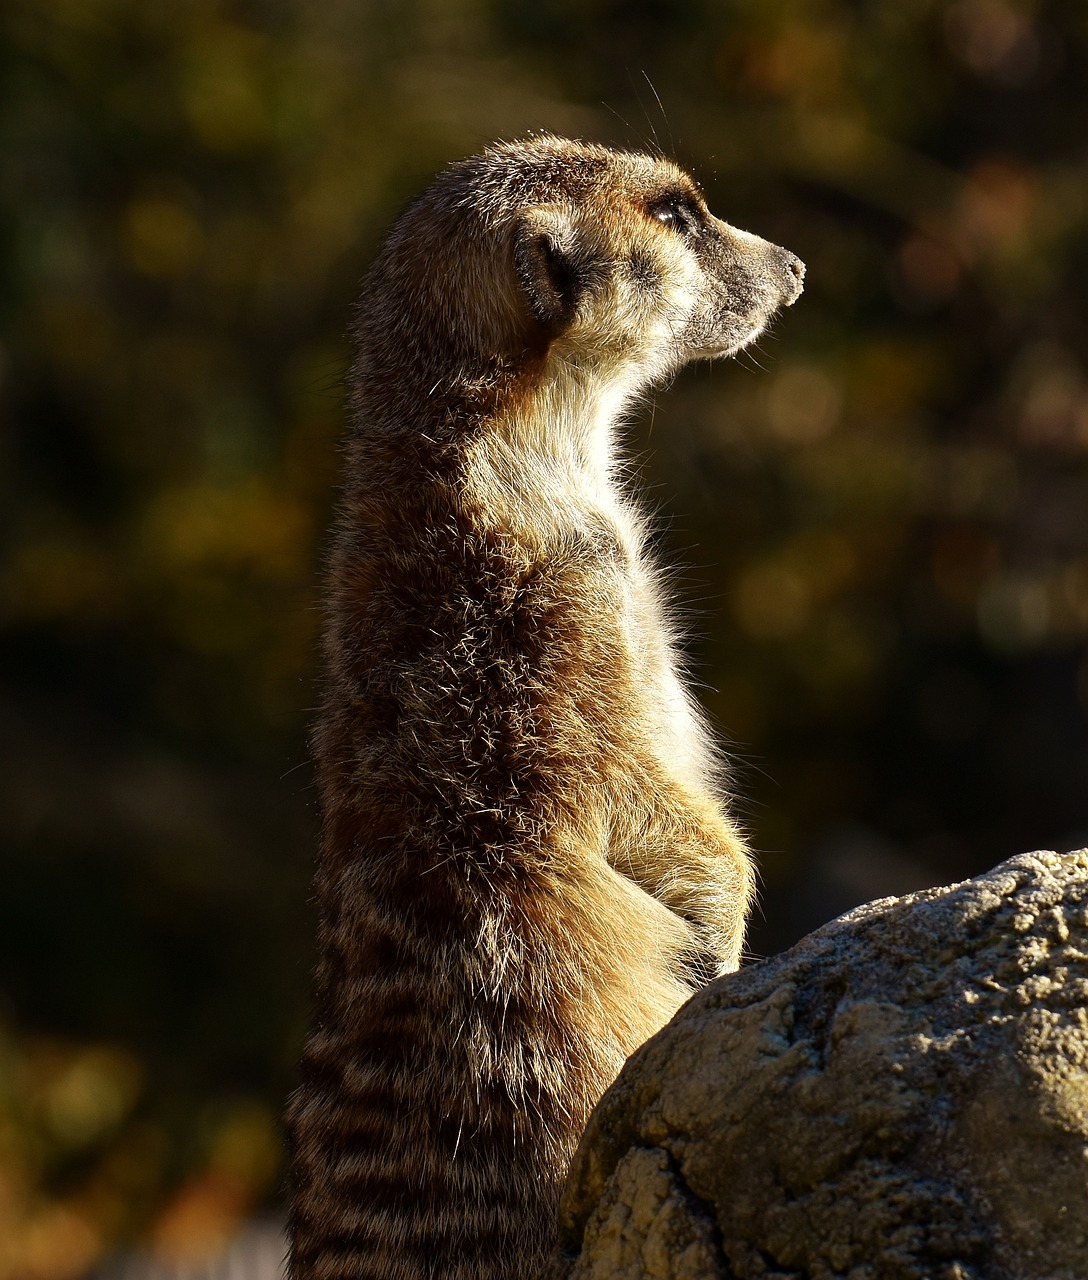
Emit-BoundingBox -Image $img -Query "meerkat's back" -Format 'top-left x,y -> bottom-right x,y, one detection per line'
286,135 -> 803,1280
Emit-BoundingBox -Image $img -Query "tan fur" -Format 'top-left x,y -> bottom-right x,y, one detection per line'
286,136 -> 804,1280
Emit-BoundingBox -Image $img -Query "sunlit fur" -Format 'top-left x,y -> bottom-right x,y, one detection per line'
286,136 -> 804,1280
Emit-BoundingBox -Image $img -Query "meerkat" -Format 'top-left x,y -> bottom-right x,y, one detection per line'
286,135 -> 804,1280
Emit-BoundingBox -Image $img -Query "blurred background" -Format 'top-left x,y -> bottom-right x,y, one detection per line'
1,0 -> 1086,1273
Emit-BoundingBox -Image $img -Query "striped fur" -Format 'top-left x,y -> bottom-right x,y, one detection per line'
286,136 -> 804,1280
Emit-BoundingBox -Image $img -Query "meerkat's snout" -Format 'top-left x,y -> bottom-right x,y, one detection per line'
780,249 -> 806,304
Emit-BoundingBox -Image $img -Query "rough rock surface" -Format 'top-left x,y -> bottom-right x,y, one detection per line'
554,850 -> 1088,1280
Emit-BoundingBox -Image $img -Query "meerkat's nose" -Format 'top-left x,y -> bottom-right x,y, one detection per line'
782,252 -> 805,304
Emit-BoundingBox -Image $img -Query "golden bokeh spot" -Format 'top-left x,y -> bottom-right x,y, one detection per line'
204,213 -> 270,292
181,23 -> 268,153
44,1049 -> 142,1149
944,0 -> 1042,86
150,1171 -> 250,1262
143,481 -> 311,577
205,1104 -> 280,1189
138,330 -> 217,396
10,1204 -> 101,1280
0,1027 -> 151,1280
34,298 -> 119,374
897,234 -> 963,307
1019,352 -> 1087,451
977,574 -> 1051,652
766,364 -> 842,443
1060,560 -> 1088,632
150,1103 -> 278,1262
6,540 -> 115,622
734,531 -> 857,643
850,341 -> 938,418
957,158 -> 1038,260
932,446 -> 1019,519
793,529 -> 857,601
737,22 -> 847,102
734,561 -> 812,639
800,611 -> 884,702
795,109 -> 870,169
124,197 -> 204,279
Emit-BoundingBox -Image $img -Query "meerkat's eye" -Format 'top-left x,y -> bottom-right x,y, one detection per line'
649,195 -> 700,237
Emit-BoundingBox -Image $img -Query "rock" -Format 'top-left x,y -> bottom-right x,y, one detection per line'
555,850 -> 1088,1280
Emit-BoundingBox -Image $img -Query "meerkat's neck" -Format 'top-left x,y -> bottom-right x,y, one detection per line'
453,353 -> 651,548
516,357 -> 638,472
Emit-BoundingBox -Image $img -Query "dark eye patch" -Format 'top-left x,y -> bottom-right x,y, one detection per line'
648,192 -> 702,237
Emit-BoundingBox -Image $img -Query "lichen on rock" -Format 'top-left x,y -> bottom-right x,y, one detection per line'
555,850 -> 1088,1280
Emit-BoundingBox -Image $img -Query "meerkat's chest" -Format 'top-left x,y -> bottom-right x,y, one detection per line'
612,562 -> 714,784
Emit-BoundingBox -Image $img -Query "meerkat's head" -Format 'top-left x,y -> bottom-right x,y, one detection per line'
357,135 -> 803,409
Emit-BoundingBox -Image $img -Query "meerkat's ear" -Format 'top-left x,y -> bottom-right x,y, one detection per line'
513,206 -> 583,333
